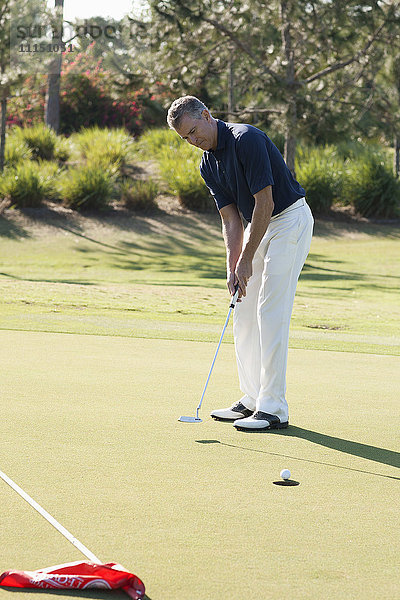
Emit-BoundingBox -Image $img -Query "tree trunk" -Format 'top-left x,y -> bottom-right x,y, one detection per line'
0,97 -> 6,173
280,0 -> 297,176
227,51 -> 235,122
394,134 -> 400,179
284,96 -> 297,176
44,0 -> 64,133
45,59 -> 62,133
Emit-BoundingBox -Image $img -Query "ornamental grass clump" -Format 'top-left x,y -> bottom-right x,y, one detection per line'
120,179 -> 159,211
4,134 -> 32,167
342,156 -> 400,218
157,143 -> 213,211
137,128 -> 213,210
36,160 -> 63,201
295,145 -> 343,214
57,164 -> 114,211
159,150 -> 212,211
54,137 -> 71,163
137,128 -> 182,158
0,160 -> 57,207
15,123 -> 58,161
71,126 -> 134,174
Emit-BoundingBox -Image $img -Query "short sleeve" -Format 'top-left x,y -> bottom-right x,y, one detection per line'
236,131 -> 274,195
200,163 -> 234,211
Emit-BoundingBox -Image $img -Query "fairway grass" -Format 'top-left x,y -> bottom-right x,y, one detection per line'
0,208 -> 400,355
0,331 -> 399,600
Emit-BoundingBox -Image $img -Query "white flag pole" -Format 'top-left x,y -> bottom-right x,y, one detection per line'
0,469 -> 101,564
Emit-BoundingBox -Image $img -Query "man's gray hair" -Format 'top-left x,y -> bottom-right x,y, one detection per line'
167,96 -> 209,130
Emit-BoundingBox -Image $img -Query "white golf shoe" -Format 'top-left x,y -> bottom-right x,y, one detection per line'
234,411 -> 289,431
210,399 -> 254,421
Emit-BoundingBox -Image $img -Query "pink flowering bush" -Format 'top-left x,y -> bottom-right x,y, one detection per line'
6,75 -> 47,128
6,42 -> 167,135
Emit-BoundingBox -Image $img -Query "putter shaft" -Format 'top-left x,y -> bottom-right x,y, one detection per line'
195,288 -> 239,415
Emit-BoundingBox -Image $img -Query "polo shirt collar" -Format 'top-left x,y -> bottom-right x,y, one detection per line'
213,119 -> 228,153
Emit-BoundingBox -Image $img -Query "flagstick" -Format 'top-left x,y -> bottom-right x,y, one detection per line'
0,469 -> 101,564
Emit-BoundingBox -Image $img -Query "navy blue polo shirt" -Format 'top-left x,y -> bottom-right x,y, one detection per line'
200,120 -> 305,222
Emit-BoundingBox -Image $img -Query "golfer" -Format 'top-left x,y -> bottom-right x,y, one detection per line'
167,96 -> 314,431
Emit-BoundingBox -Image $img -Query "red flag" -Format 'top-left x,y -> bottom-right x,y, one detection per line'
0,561 -> 145,599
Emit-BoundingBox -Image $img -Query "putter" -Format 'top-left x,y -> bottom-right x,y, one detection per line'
179,286 -> 240,423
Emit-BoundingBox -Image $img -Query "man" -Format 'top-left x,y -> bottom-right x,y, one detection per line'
167,96 -> 313,431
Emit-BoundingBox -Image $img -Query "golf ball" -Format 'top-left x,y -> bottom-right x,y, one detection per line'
280,469 -> 291,480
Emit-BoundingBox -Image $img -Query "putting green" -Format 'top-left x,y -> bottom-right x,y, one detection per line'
0,330 -> 399,600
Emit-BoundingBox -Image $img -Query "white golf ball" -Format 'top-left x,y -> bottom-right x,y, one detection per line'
280,469 -> 291,480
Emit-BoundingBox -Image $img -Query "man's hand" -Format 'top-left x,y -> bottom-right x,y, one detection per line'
227,255 -> 252,300
227,272 -> 237,296
235,256 -> 253,298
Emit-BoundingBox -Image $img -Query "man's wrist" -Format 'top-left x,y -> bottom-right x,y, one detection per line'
240,247 -> 255,265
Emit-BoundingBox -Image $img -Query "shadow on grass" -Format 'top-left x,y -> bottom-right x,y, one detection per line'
314,217 -> 400,239
0,216 -> 31,239
1,204 -> 225,277
196,425 -> 400,481
0,272 -> 95,286
302,254 -> 400,288
1,590 -> 152,600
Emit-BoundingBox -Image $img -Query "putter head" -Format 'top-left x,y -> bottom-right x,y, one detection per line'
178,416 -> 203,423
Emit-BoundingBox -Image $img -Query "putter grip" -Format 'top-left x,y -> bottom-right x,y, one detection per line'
230,287 -> 240,308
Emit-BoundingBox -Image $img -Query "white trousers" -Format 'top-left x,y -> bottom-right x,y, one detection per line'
233,198 -> 314,422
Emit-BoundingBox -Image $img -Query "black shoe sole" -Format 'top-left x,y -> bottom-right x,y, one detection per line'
234,421 -> 289,432
211,415 -> 247,422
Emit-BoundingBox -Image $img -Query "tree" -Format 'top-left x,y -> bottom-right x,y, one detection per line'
0,0 -> 10,172
0,0 -> 55,169
44,0 -> 64,132
358,48 -> 400,176
148,0 -> 400,174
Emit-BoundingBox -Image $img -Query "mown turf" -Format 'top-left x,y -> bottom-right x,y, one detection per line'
0,209 -> 399,355
0,331 -> 399,600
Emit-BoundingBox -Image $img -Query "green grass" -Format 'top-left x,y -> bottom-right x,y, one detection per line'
0,211 -> 399,599
0,210 -> 399,355
0,331 -> 399,600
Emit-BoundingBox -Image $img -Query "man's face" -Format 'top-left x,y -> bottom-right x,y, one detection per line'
174,110 -> 217,151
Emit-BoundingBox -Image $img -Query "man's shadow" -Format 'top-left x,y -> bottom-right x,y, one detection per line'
197,425 -> 400,480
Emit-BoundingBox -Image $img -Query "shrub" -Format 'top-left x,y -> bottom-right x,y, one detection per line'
15,123 -> 58,161
335,140 -> 389,163
0,161 -> 55,207
71,126 -> 134,174
36,160 -> 63,201
4,134 -> 32,167
6,44 -> 169,136
296,146 -> 343,213
57,164 -> 114,211
342,157 -> 400,218
54,137 -> 71,163
6,75 -> 45,128
120,179 -> 158,211
140,128 -> 213,211
137,128 -> 182,158
58,43 -> 166,135
158,145 -> 213,211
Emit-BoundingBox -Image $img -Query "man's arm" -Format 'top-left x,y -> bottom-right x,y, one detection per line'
234,185 -> 274,297
219,203 -> 244,296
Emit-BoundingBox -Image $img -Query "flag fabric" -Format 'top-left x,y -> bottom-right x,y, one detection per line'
0,561 -> 145,599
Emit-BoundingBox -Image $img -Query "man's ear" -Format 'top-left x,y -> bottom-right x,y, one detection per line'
202,109 -> 211,121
